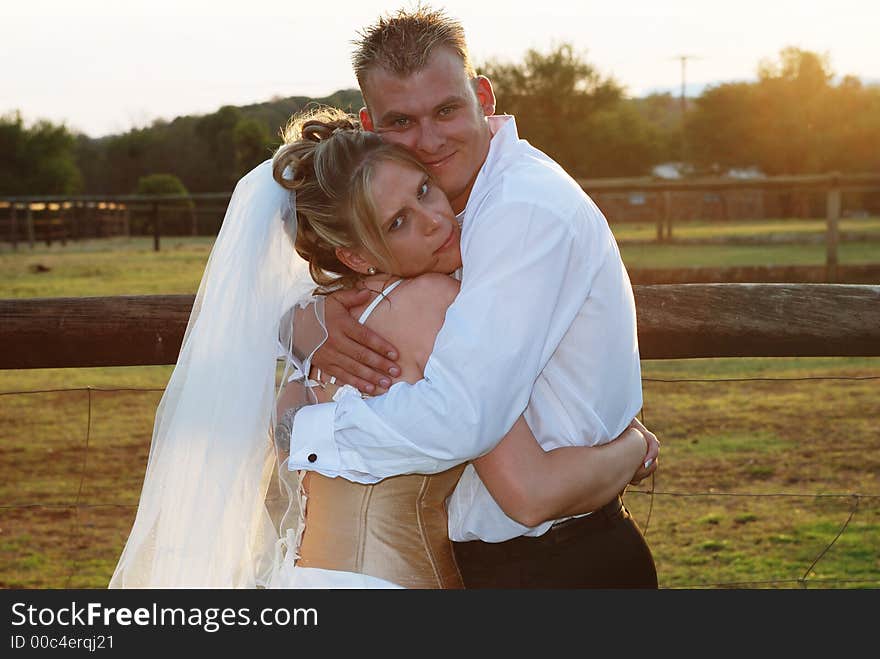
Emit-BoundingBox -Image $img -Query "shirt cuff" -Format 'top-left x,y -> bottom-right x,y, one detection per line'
288,402 -> 341,476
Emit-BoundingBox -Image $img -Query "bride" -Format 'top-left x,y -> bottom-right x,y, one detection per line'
109,108 -> 656,588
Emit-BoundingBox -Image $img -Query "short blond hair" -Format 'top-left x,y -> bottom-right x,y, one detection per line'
272,107 -> 429,291
352,4 -> 475,89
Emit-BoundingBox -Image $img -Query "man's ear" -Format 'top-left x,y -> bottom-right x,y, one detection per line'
335,246 -> 374,275
474,76 -> 496,117
359,107 -> 375,132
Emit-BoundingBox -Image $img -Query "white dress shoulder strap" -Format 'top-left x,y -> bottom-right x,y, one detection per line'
357,279 -> 405,325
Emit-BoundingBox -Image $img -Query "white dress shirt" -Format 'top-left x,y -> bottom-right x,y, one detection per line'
289,115 -> 642,542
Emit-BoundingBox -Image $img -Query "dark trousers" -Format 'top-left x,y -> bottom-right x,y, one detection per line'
452,495 -> 657,588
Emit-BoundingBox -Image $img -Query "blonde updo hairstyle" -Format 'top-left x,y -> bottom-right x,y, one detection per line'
272,106 -> 428,291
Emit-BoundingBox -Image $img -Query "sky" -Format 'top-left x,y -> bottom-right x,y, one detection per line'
3,0 -> 878,138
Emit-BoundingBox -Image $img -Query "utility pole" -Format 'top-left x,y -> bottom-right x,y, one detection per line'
671,54 -> 700,170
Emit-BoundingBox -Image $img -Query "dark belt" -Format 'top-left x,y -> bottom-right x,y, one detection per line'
544,495 -> 625,544
453,494 -> 627,562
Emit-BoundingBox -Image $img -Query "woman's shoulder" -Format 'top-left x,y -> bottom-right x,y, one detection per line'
396,273 -> 460,306
368,274 -> 460,327
354,274 -> 460,380
367,273 -> 459,340
356,273 -> 459,319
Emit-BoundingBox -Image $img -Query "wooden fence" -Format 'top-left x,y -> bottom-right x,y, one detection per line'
1,284 -> 878,370
2,172 -> 879,283
578,172 -> 880,282
0,193 -> 232,252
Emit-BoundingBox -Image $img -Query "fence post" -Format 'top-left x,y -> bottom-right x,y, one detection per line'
826,173 -> 841,283
123,204 -> 131,238
719,189 -> 729,221
72,202 -> 81,240
45,202 -> 53,247
658,192 -> 669,242
152,201 -> 161,252
664,191 -> 674,241
59,202 -> 68,247
26,204 -> 35,249
190,199 -> 198,236
10,202 -> 18,251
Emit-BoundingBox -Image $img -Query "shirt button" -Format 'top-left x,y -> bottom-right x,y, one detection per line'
307,453 -> 317,463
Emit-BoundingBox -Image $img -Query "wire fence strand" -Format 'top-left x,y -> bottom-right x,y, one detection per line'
1,374 -> 877,588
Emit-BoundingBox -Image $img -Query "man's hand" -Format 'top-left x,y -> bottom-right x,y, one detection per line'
628,417 -> 659,485
311,288 -> 401,394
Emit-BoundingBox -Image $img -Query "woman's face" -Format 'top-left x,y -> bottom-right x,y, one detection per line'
365,159 -> 462,277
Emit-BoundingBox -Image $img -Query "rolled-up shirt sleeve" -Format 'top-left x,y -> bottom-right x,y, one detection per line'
288,196 -> 612,481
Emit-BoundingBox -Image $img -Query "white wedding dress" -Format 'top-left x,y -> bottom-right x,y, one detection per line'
109,162 -> 464,589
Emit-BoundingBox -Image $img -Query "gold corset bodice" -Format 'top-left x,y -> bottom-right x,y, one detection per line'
297,465 -> 466,589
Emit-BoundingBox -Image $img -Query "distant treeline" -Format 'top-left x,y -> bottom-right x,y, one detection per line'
2,45 -> 879,197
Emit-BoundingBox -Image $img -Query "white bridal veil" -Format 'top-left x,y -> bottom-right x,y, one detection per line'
109,160 -> 320,588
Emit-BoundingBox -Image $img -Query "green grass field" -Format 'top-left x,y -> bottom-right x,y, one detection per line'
620,241 -> 880,269
1,219 -> 878,297
613,217 -> 880,269
612,216 -> 880,242
1,233 -> 878,588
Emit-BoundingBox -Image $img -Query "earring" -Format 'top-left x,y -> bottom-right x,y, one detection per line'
367,266 -> 377,275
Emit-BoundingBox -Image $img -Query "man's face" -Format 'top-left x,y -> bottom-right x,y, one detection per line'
360,47 -> 496,214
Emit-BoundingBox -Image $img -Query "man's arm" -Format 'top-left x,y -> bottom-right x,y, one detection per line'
289,197 -> 616,480
473,418 -> 658,528
291,288 -> 401,394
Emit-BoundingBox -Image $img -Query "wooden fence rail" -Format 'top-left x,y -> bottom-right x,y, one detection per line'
3,172 -> 879,255
0,284 -> 878,370
578,172 -> 880,193
0,194 -> 233,252
579,172 -> 880,262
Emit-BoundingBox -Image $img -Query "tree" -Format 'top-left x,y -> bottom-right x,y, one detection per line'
481,43 -> 662,177
135,173 -> 189,196
826,77 -> 880,174
136,173 -> 196,235
581,104 -> 666,178
233,118 -> 273,178
630,93 -> 684,164
685,47 -> 880,177
0,112 -> 83,195
686,82 -> 756,173
195,105 -> 243,192
751,47 -> 834,175
102,128 -> 161,194
74,90 -> 363,194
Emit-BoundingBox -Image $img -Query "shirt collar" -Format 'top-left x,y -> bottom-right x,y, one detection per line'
463,114 -> 519,220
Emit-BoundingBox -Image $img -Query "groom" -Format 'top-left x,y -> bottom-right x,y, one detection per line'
288,5 -> 658,588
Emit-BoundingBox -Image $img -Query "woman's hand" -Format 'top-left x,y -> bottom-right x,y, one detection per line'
311,288 -> 401,394
627,417 -> 659,485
